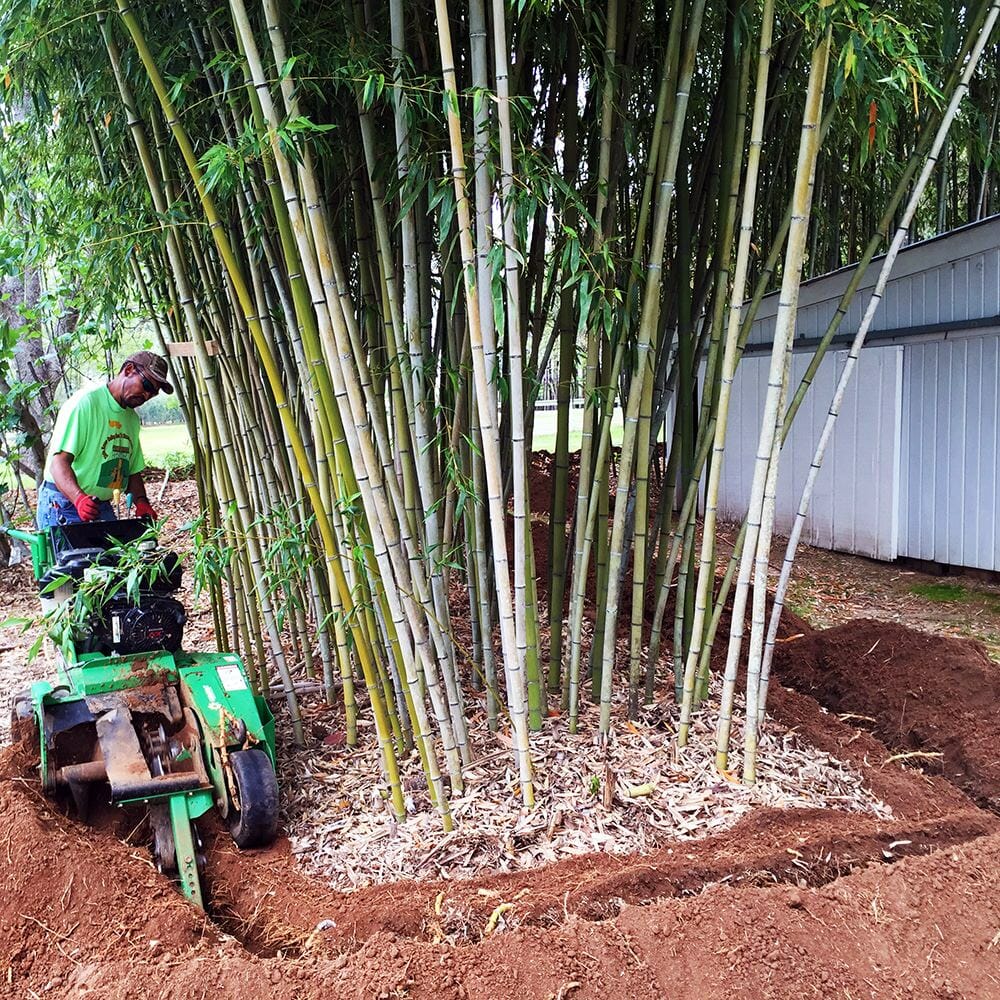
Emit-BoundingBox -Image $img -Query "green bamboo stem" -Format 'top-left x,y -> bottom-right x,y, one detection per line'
231,0 -> 465,803
596,0 -> 706,737
434,0 -> 534,805
710,13 -> 832,779
675,0 -> 774,755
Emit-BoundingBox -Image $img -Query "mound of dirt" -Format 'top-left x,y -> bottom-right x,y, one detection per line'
1,612 -> 999,1000
2,732 -> 998,1000
773,619 -> 1000,809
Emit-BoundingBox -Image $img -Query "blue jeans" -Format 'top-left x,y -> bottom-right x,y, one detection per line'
36,482 -> 116,530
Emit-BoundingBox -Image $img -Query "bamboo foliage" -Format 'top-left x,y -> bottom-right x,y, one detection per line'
0,0 -> 994,825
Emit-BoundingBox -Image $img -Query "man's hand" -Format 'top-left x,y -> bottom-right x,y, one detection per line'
133,498 -> 157,520
73,494 -> 101,522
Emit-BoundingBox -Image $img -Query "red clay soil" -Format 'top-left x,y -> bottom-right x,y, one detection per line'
201,666 -> 994,953
2,617 -> 999,999
773,620 -> 1000,810
1,737 -> 999,999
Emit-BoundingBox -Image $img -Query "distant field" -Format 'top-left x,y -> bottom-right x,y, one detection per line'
141,422 -> 193,467
3,410 -> 646,491
532,407 -> 621,452
531,406 -> 668,452
146,412 -> 621,460
140,413 -> 629,462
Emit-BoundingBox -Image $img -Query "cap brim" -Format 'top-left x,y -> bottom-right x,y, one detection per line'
144,370 -> 174,394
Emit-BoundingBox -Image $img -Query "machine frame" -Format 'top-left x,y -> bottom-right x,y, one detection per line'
5,520 -> 278,909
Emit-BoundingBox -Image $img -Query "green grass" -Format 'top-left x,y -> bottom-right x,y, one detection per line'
909,581 -> 1000,613
909,581 -> 972,603
531,407 -> 636,453
141,422 -> 193,467
144,412 -> 609,462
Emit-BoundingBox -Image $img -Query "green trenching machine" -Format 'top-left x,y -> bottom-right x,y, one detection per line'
4,518 -> 279,909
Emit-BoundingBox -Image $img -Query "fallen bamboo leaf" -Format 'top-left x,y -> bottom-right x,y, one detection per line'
275,672 -> 892,890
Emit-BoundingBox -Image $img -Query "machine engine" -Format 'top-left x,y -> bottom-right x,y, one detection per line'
39,520 -> 186,655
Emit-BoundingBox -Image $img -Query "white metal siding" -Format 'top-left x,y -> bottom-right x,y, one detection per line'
715,345 -> 903,560
748,217 -> 1000,348
900,334 -> 1000,570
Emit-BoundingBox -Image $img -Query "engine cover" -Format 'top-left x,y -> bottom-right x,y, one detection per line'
88,595 -> 186,654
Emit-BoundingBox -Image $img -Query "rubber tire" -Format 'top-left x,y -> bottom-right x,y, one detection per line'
226,748 -> 279,849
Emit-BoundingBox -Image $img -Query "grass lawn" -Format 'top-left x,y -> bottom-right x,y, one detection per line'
141,422 -> 193,467
141,412 -> 628,462
531,407 -> 625,452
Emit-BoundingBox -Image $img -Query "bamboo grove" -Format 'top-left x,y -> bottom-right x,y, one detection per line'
1,0 -> 997,821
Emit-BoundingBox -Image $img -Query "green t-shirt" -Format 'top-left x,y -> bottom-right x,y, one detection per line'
43,385 -> 146,500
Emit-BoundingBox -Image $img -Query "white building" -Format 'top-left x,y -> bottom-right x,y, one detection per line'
716,215 -> 1000,572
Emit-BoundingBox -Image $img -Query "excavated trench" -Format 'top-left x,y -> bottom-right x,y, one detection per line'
2,614 -> 999,999
771,618 -> 1000,813
194,615 -> 1000,962
85,616 -> 982,961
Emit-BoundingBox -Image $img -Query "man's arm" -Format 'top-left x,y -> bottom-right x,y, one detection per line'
50,451 -> 85,503
49,451 -> 100,521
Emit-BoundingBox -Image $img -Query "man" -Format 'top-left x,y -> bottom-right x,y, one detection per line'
36,351 -> 174,530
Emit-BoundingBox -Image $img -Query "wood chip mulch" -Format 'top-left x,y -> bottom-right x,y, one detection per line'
277,678 -> 891,891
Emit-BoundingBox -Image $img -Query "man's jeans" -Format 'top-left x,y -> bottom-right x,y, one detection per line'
36,482 -> 115,530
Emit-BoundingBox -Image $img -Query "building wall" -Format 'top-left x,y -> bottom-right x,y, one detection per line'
900,332 -> 1000,571
722,217 -> 1000,572
747,217 -> 1000,348
716,329 -> 1000,572
714,345 -> 903,561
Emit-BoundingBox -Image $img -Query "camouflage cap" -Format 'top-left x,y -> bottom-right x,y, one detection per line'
124,350 -> 174,394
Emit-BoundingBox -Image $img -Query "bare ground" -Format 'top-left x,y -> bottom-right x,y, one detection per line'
1,471 -> 999,998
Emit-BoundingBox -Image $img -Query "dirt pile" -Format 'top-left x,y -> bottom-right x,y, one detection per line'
1,742 -> 998,1000
773,619 -> 1000,809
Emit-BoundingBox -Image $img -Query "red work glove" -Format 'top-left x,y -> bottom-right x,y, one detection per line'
133,498 -> 157,520
73,493 -> 101,522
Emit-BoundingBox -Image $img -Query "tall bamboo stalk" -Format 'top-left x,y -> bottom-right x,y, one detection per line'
756,0 -> 1000,727
433,0 -> 534,805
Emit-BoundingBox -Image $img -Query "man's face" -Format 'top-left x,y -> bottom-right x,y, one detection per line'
123,362 -> 160,408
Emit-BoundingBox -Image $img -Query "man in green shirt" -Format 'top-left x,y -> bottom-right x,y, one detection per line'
37,351 -> 174,530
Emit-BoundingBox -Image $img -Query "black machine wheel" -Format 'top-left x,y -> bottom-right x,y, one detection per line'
226,748 -> 279,849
